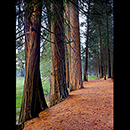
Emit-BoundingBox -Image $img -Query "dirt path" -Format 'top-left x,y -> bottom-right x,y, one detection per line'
23,78 -> 113,130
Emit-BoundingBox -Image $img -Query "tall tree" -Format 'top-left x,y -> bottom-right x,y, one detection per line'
18,0 -> 48,123
99,24 -> 103,78
65,0 -> 71,92
49,0 -> 68,107
70,0 -> 83,90
106,1 -> 111,78
83,0 -> 90,81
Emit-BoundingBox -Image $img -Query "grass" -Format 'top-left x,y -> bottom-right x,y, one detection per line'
88,75 -> 99,80
16,77 -> 24,121
16,77 -> 24,108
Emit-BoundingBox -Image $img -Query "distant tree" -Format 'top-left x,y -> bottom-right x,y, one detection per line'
105,0 -> 111,78
19,0 -> 48,123
49,0 -> 68,107
70,0 -> 83,90
83,0 -> 91,81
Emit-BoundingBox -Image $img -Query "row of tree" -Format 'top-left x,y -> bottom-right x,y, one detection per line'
16,0 -> 114,125
80,0 -> 114,81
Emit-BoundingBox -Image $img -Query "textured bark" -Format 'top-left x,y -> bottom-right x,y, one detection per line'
65,0 -> 71,92
49,0 -> 68,107
65,44 -> 69,91
70,0 -> 83,90
18,0 -> 48,123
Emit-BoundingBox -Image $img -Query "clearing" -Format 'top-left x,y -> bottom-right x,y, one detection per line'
23,78 -> 113,130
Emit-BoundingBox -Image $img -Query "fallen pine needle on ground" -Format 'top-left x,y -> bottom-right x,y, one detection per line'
23,78 -> 113,130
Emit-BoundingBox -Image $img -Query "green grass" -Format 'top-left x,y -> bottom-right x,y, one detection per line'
88,76 -> 99,80
16,77 -> 24,108
16,77 -> 24,121
42,80 -> 50,95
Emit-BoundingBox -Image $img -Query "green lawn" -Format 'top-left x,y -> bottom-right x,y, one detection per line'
16,77 -> 24,108
88,75 -> 99,80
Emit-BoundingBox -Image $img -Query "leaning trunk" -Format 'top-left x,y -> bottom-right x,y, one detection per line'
18,0 -> 48,123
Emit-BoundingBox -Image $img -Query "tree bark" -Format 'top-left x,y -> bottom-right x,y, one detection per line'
112,45 -> 114,79
70,0 -> 83,90
83,0 -> 90,81
49,0 -> 68,107
106,3 -> 111,78
65,0 -> 71,92
19,0 -> 48,124
99,24 -> 103,78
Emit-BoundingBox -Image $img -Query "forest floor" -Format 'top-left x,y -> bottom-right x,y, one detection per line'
23,78 -> 113,130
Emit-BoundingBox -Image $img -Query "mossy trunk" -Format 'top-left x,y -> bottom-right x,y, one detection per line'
18,0 -> 48,124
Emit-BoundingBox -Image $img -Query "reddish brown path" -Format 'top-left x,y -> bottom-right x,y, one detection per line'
23,78 -> 113,130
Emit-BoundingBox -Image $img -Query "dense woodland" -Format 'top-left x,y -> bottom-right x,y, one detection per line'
16,0 -> 114,126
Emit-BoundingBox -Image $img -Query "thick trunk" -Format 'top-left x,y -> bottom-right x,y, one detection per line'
18,0 -> 48,123
70,0 -> 83,90
49,0 -> 68,107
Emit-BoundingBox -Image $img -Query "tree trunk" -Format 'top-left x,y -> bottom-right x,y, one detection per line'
65,0 -> 71,92
19,0 -> 48,124
70,0 -> 83,90
99,24 -> 103,78
106,3 -> 111,78
112,43 -> 114,79
49,0 -> 68,107
84,0 -> 90,81
96,59 -> 98,78
103,51 -> 106,80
